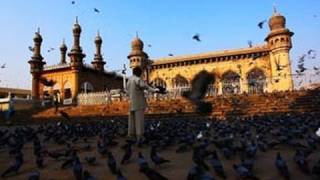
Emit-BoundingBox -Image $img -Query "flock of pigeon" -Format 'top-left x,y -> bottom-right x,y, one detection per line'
0,112 -> 320,180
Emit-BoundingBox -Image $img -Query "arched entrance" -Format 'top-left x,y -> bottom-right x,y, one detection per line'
80,82 -> 94,93
63,81 -> 72,99
172,74 -> 189,88
221,71 -> 240,94
247,68 -> 266,94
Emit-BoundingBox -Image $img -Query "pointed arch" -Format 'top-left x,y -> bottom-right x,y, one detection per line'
63,81 -> 72,99
247,68 -> 266,94
80,82 -> 94,93
172,74 -> 189,88
151,77 -> 167,88
221,70 -> 240,94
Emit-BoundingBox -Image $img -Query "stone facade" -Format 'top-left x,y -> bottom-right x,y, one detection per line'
28,18 -> 123,104
128,10 -> 294,94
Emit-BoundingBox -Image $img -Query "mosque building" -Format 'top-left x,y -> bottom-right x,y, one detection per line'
128,9 -> 294,95
28,9 -> 294,104
28,18 -> 123,104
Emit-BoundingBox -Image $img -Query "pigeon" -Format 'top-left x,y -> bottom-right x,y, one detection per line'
94,8 -> 100,13
182,70 -> 214,113
210,151 -> 227,179
85,156 -> 96,165
248,40 -> 253,48
116,169 -> 127,180
0,63 -> 5,69
140,166 -> 168,180
28,171 -> 40,180
312,159 -> 320,178
274,56 -> 287,71
71,1 -> 75,5
293,150 -> 310,174
233,164 -> 259,180
297,64 -> 307,72
47,47 -> 55,53
316,127 -> 320,137
275,152 -> 290,179
147,44 -> 152,47
192,33 -> 201,42
168,53 -> 174,56
36,155 -> 44,168
73,159 -> 83,180
59,111 -> 70,121
83,170 -> 96,180
2,152 -> 24,177
39,77 -> 56,87
107,151 -> 117,174
150,146 -> 170,167
28,46 -> 34,52
121,144 -> 132,164
258,20 -> 267,29
138,152 -> 149,172
187,164 -> 214,180
307,49 -> 316,59
298,54 -> 306,63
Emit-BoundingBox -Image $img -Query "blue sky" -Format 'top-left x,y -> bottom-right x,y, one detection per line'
0,0 -> 319,89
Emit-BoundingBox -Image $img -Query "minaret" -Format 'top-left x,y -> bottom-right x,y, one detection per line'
127,34 -> 149,80
60,39 -> 67,64
68,17 -> 86,69
265,6 -> 294,91
28,28 -> 46,101
67,17 -> 86,103
91,31 -> 106,72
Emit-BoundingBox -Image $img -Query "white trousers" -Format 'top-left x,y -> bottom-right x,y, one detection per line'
128,109 -> 145,138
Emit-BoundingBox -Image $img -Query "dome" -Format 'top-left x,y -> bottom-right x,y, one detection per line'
33,32 -> 42,43
95,34 -> 102,44
131,37 -> 144,50
73,17 -> 82,34
268,12 -> 286,31
73,23 -> 82,34
60,41 -> 67,51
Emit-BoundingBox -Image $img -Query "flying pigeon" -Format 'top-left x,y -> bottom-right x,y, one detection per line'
258,20 -> 267,29
94,8 -> 100,13
192,33 -> 201,42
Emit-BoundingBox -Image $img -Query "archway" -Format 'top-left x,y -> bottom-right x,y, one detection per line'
247,68 -> 266,94
221,71 -> 240,94
80,82 -> 94,93
172,74 -> 189,88
63,81 -> 72,99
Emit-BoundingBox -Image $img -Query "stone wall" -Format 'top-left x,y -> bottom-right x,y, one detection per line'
31,89 -> 320,121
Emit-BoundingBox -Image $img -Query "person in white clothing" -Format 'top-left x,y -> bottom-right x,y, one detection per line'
126,67 -> 159,140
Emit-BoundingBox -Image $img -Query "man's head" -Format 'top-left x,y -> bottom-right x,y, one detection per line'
132,67 -> 143,77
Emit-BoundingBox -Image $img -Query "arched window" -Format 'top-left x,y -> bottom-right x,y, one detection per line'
207,73 -> 218,96
172,74 -> 189,88
221,71 -> 240,95
80,82 -> 94,93
63,81 -> 72,99
247,68 -> 266,94
151,78 -> 167,88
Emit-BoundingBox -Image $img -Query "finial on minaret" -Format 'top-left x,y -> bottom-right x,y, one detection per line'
76,16 -> 79,24
273,3 -> 278,14
136,31 -> 139,38
63,38 -> 65,44
37,27 -> 40,33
